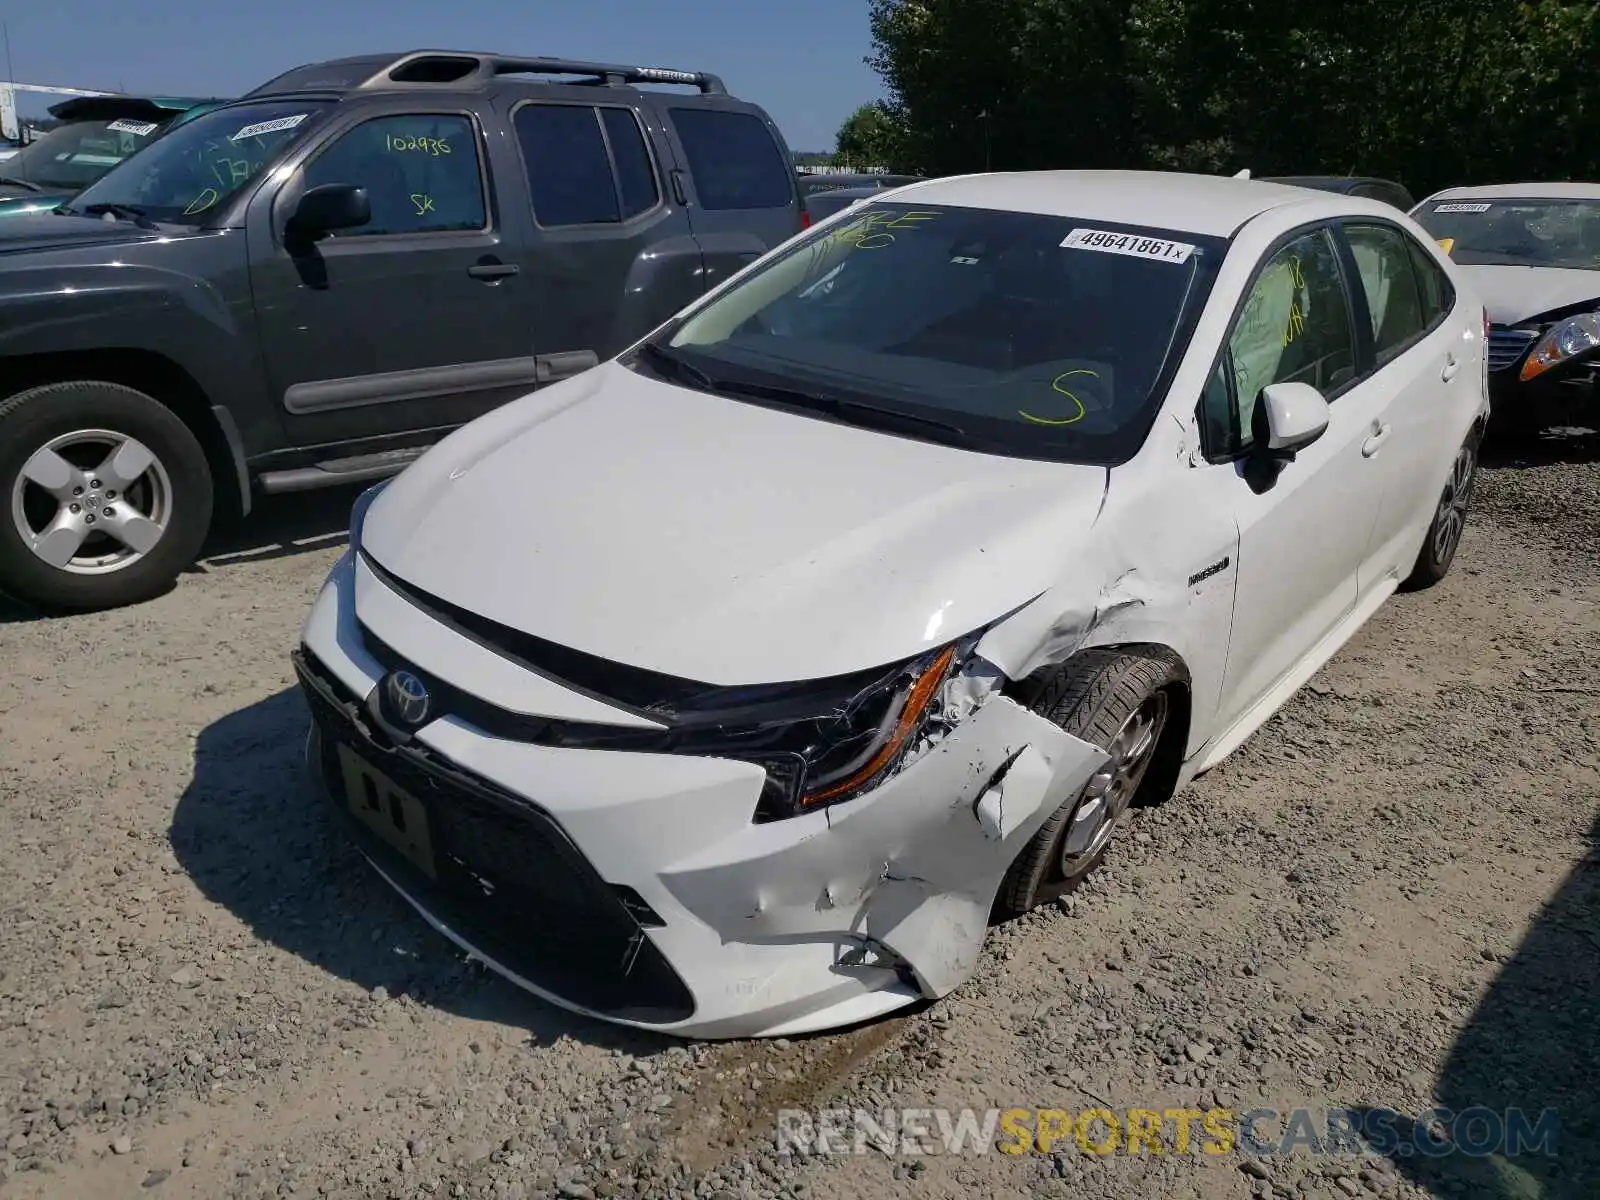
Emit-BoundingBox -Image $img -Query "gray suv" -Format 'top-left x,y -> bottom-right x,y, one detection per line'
0,50 -> 802,611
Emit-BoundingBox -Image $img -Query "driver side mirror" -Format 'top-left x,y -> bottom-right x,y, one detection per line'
286,183 -> 370,241
1244,381 -> 1330,492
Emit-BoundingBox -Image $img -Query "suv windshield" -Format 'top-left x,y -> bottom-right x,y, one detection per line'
1,117 -> 174,191
642,203 -> 1224,463
66,100 -> 332,225
1415,198 -> 1600,270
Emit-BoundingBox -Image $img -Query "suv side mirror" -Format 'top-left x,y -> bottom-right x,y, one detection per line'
1243,381 -> 1330,492
287,183 -> 370,240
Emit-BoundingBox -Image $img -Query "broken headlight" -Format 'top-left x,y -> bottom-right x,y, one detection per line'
742,635 -> 1002,822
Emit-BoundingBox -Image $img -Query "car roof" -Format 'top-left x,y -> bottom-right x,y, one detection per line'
1426,181 -> 1600,202
811,186 -> 884,200
889,170 -> 1328,237
47,95 -> 224,121
1264,175 -> 1408,193
245,50 -> 729,100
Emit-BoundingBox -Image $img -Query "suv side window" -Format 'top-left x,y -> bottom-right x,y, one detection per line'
1344,224 -> 1428,365
300,114 -> 485,236
667,107 -> 793,210
1202,228 -> 1356,456
514,104 -> 659,227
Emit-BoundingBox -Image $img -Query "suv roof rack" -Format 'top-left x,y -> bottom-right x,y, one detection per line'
246,50 -> 727,98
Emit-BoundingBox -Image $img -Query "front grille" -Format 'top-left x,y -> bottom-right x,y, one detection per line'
1487,326 -> 1539,373
292,649 -> 695,1024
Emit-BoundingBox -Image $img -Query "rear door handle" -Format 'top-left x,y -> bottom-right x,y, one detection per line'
1441,352 -> 1461,381
468,260 -> 518,281
1362,422 -> 1392,457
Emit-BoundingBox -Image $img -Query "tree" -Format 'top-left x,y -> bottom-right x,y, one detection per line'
863,0 -> 1600,195
834,102 -> 906,171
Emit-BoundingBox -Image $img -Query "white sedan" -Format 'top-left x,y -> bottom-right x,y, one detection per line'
295,170 -> 1489,1039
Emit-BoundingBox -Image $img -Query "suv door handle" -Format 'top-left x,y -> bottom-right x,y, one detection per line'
1441,352 -> 1461,381
468,260 -> 518,281
1362,422 -> 1392,457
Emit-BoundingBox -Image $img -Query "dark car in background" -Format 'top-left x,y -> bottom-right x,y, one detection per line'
0,49 -> 804,612
797,171 -> 922,198
1263,175 -> 1416,211
802,184 -> 892,224
0,95 -> 226,217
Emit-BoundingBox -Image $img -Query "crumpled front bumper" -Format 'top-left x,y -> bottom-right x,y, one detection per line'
296,550 -> 1108,1039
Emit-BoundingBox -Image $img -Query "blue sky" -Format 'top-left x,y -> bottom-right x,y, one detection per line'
1,0 -> 882,151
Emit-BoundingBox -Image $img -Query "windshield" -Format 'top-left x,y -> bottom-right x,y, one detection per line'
2,117 -> 175,191
643,203 -> 1224,463
67,100 -> 331,225
1415,198 -> 1600,269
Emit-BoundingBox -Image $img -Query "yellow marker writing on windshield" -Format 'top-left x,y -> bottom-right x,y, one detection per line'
1020,369 -> 1097,426
410,193 -> 435,217
184,189 -> 219,216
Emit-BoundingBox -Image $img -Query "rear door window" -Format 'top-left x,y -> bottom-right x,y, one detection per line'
667,108 -> 793,210
1344,224 -> 1428,364
515,104 -> 660,227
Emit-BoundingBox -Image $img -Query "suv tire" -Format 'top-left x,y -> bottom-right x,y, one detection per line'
995,647 -> 1185,917
0,380 -> 213,611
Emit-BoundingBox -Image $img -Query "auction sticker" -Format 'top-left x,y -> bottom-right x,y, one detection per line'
1061,227 -> 1195,264
106,119 -> 158,137
1433,202 -> 1492,213
231,113 -> 308,141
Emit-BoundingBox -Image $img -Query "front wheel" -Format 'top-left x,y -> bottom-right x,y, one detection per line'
995,646 -> 1185,917
1401,435 -> 1477,591
0,381 -> 213,612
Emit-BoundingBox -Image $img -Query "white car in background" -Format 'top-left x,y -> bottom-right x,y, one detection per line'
1412,182 -> 1600,435
295,171 -> 1489,1039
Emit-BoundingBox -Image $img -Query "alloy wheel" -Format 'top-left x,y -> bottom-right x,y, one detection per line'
9,429 -> 173,575
1060,690 -> 1170,877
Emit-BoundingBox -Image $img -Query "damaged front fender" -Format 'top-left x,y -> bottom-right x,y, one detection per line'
657,695 -> 1109,997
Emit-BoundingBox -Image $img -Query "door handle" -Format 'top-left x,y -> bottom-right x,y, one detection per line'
467,260 -> 518,281
1361,422 -> 1392,457
669,169 -> 689,207
1441,352 -> 1461,381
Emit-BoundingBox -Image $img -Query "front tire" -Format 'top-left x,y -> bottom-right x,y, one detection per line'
1401,434 -> 1477,592
0,381 -> 213,612
995,647 -> 1185,917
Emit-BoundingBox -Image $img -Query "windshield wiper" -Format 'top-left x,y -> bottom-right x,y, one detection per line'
711,376 -> 974,447
78,202 -> 159,231
0,176 -> 42,192
637,340 -> 976,448
636,340 -> 718,391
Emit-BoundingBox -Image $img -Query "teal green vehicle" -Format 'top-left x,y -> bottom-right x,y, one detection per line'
0,95 -> 226,217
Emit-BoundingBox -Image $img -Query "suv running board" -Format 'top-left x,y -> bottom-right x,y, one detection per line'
257,447 -> 428,494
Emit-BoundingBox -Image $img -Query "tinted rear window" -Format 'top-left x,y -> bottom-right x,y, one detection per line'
668,108 -> 793,210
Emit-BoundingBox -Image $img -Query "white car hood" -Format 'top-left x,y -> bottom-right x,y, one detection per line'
1456,264 -> 1600,325
360,362 -> 1109,686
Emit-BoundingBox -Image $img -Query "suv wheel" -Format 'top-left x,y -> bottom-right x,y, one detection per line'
0,381 -> 213,611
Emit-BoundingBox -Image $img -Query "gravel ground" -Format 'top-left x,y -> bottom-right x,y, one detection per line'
1,436 -> 1596,1200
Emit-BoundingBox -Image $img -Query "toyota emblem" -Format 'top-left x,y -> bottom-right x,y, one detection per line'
384,669 -> 431,727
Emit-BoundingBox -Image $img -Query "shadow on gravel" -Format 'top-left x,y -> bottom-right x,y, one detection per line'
190,484 -> 369,571
1479,426 -> 1600,469
170,686 -> 678,1057
1359,813 -> 1599,1199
